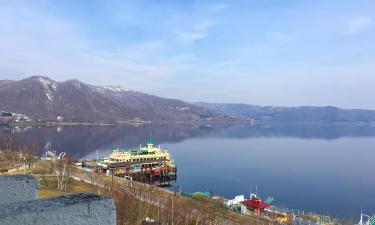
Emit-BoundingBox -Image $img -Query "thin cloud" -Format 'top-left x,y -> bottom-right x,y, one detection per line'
176,31 -> 208,43
346,16 -> 372,35
210,3 -> 232,11
194,20 -> 220,31
176,20 -> 220,44
0,1 -> 188,83
266,32 -> 296,43
76,53 -> 187,78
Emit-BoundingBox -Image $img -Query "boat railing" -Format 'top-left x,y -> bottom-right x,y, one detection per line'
369,215 -> 375,225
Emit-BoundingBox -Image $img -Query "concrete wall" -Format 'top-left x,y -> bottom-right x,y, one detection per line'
0,193 -> 116,225
0,175 -> 116,225
0,174 -> 39,204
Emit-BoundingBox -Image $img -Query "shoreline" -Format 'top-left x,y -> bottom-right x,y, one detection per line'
0,154 -> 347,224
4,120 -> 375,128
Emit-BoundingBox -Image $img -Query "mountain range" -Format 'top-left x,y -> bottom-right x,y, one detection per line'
0,76 -> 228,123
196,103 -> 375,123
1,76 -> 375,124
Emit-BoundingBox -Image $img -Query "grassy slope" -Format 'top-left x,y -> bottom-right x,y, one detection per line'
39,177 -> 99,198
2,159 -> 269,225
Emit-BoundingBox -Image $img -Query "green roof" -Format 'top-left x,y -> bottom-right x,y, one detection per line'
130,149 -> 148,153
147,137 -> 153,145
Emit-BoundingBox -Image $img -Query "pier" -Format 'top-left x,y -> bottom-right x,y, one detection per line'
81,138 -> 177,187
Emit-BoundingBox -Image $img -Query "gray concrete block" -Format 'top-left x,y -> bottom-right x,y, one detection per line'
0,174 -> 39,205
0,193 -> 116,225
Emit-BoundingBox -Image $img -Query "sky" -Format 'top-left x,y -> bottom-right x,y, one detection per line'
0,0 -> 375,109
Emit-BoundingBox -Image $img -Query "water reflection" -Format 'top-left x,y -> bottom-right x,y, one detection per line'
0,123 -> 374,219
1,123 -> 375,158
0,123 -> 224,158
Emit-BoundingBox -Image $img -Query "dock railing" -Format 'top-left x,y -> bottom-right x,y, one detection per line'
287,208 -> 339,225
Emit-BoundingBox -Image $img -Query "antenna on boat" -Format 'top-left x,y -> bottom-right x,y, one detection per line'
96,149 -> 99,162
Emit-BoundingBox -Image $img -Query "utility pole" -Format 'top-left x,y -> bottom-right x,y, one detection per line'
9,136 -> 12,151
23,145 -> 26,174
171,192 -> 174,225
171,186 -> 178,225
158,194 -> 160,223
111,168 -> 114,196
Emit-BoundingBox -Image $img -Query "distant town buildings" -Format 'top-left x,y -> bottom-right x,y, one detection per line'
0,111 -> 13,124
0,111 -> 32,124
0,112 -> 12,118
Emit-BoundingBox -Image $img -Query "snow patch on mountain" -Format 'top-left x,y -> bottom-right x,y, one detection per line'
37,77 -> 57,101
103,86 -> 130,92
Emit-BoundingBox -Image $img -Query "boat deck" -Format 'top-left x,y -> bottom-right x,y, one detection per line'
108,159 -> 170,169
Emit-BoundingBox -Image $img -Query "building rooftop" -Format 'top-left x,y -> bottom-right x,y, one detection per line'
0,193 -> 112,217
241,199 -> 271,210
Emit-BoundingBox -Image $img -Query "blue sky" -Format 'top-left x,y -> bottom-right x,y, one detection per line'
0,0 -> 375,109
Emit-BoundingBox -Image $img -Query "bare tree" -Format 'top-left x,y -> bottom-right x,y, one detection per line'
25,143 -> 39,169
55,152 -> 74,191
3,136 -> 12,151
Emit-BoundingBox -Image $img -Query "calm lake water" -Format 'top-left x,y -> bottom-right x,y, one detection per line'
1,123 -> 374,220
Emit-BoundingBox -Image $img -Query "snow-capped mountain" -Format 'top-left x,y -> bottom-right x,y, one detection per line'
0,76 -> 228,123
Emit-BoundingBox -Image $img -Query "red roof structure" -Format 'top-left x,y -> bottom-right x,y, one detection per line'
240,198 -> 271,210
241,195 -> 271,218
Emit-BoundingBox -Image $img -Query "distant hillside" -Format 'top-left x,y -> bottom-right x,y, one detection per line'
0,76 -> 230,123
2,76 -> 375,124
195,103 -> 375,123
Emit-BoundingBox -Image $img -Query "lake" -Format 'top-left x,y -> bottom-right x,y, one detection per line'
1,123 -> 374,220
